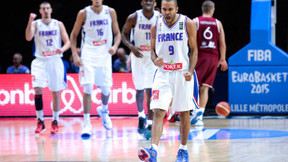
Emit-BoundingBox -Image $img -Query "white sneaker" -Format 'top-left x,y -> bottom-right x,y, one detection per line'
81,122 -> 92,137
195,119 -> 204,126
97,106 -> 112,130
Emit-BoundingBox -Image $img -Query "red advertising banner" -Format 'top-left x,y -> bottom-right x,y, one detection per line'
0,73 -> 145,116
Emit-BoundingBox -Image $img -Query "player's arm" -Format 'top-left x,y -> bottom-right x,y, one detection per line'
150,23 -> 164,67
122,13 -> 144,58
25,13 -> 37,41
70,9 -> 85,66
218,20 -> 228,71
185,18 -> 198,81
58,21 -> 70,54
109,8 -> 121,55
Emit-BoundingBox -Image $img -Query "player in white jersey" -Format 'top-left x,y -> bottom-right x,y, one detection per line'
122,0 -> 160,139
70,0 -> 121,137
25,2 -> 70,134
138,0 -> 198,161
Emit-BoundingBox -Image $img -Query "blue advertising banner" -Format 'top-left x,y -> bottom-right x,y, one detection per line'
228,0 -> 288,114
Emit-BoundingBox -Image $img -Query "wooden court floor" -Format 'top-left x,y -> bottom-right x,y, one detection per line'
1,117 -> 288,161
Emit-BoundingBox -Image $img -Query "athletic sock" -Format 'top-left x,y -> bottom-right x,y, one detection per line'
147,120 -> 153,126
36,110 -> 44,121
151,144 -> 158,152
83,113 -> 90,124
138,110 -> 146,118
102,104 -> 108,112
52,111 -> 59,121
179,144 -> 188,150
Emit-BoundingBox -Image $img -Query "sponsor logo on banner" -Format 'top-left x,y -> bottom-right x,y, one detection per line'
0,74 -> 142,116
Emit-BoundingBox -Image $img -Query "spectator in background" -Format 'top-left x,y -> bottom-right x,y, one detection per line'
67,48 -> 80,73
113,48 -> 130,72
63,48 -> 80,73
7,53 -> 30,74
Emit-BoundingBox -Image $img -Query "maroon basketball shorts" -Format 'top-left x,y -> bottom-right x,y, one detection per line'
195,56 -> 218,88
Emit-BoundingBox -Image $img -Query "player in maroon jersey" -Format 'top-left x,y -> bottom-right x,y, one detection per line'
191,0 -> 228,126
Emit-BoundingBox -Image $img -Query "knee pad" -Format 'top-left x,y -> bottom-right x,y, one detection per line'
83,84 -> 93,95
100,86 -> 111,96
35,94 -> 43,111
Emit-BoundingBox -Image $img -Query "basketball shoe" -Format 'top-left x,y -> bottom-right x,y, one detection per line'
138,117 -> 146,134
50,120 -> 58,134
35,119 -> 46,134
97,106 -> 112,130
81,122 -> 92,137
143,124 -> 151,139
190,109 -> 204,126
175,149 -> 189,162
138,147 -> 157,162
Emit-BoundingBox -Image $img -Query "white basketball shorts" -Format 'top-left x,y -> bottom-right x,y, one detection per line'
31,57 -> 67,92
79,58 -> 112,87
150,70 -> 197,112
131,53 -> 157,90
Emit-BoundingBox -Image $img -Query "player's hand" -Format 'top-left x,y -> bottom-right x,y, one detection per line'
154,57 -> 164,67
29,13 -> 37,21
55,48 -> 63,54
73,54 -> 83,67
218,59 -> 228,71
108,46 -> 117,55
183,71 -> 192,81
130,46 -> 144,58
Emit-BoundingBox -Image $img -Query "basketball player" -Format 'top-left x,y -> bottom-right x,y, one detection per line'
25,2 -> 70,134
122,0 -> 160,138
138,0 -> 198,161
191,0 -> 228,126
70,0 -> 121,136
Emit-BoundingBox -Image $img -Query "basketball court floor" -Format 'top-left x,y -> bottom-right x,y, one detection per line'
1,116 -> 288,161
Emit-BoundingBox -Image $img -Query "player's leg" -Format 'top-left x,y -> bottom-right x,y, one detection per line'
50,91 -> 60,134
176,111 -> 190,161
97,86 -> 112,130
79,58 -> 95,137
31,58 -> 48,134
138,109 -> 165,162
47,57 -> 67,134
143,88 -> 153,139
136,89 -> 146,134
131,55 -> 147,134
81,84 -> 93,137
94,66 -> 113,130
34,87 -> 45,133
138,70 -> 171,161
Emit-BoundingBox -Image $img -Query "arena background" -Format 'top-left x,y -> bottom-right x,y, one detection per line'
1,0 -> 288,115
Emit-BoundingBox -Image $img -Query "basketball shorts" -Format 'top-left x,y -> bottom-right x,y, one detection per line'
131,53 -> 157,90
31,57 -> 67,92
79,58 -> 112,87
195,56 -> 218,88
150,70 -> 197,112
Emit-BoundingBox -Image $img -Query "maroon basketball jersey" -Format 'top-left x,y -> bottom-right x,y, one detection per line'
196,16 -> 219,58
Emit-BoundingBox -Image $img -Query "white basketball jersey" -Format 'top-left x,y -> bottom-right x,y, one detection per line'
155,14 -> 189,71
134,10 -> 160,56
81,5 -> 113,66
34,19 -> 62,58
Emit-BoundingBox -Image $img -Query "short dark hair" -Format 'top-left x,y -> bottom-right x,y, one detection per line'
39,1 -> 51,8
162,0 -> 178,6
202,0 -> 215,13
